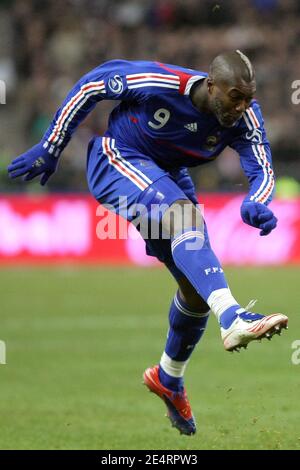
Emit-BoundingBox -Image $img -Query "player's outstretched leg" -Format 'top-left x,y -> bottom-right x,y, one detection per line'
163,200 -> 289,352
143,289 -> 209,436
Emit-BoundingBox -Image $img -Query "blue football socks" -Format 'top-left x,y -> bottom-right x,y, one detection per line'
159,291 -> 209,391
171,229 -> 228,301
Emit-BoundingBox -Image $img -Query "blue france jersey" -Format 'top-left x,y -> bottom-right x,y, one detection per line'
43,60 -> 274,204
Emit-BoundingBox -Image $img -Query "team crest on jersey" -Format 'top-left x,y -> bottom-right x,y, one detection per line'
246,128 -> 263,143
108,75 -> 124,94
204,134 -> 220,151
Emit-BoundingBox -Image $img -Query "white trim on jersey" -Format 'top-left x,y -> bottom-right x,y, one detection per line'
128,78 -> 179,84
250,144 -> 274,204
126,72 -> 179,81
128,82 -> 179,90
102,137 -> 152,191
246,107 -> 260,128
184,75 -> 206,95
126,73 -> 179,90
242,107 -> 274,204
48,81 -> 106,148
110,140 -> 153,185
243,111 -> 253,130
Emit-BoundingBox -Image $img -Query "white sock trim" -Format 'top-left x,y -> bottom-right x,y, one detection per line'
174,293 -> 210,318
207,288 -> 239,322
160,351 -> 189,378
171,231 -> 204,252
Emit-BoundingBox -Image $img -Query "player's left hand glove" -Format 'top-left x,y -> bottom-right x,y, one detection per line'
240,201 -> 277,236
7,142 -> 59,186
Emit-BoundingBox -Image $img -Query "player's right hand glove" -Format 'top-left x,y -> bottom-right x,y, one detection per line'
240,201 -> 277,236
7,142 -> 59,186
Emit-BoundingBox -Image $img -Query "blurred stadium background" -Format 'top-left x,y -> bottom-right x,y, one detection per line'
0,0 -> 300,450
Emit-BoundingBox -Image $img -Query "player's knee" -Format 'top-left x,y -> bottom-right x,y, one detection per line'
161,199 -> 204,238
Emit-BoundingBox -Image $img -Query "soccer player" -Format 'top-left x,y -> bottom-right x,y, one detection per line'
8,50 -> 288,436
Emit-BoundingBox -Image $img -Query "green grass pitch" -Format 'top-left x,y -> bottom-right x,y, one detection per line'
0,266 -> 299,450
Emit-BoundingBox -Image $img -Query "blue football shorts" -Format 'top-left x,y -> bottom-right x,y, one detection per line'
86,135 -> 209,280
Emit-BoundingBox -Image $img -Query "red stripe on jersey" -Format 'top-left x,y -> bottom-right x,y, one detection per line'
156,62 -> 195,95
155,139 -> 210,161
127,74 -> 179,81
103,138 -> 148,190
50,82 -> 104,142
248,107 -> 260,128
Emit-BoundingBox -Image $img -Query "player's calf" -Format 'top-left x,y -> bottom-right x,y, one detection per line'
177,276 -> 209,313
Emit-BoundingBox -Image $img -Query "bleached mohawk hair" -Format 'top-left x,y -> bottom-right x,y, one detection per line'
236,50 -> 254,81
209,50 -> 256,84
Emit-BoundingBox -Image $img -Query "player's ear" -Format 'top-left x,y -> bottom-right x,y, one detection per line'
207,77 -> 214,94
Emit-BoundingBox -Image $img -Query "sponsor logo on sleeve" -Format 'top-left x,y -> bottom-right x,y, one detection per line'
108,75 -> 124,94
246,128 -> 263,143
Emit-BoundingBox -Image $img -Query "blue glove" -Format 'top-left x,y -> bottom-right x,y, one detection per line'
7,142 -> 59,186
241,201 -> 277,236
